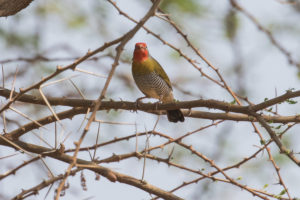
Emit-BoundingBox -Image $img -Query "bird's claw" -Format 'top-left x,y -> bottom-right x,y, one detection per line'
135,97 -> 147,112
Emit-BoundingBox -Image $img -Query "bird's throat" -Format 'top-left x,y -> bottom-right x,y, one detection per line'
133,49 -> 148,62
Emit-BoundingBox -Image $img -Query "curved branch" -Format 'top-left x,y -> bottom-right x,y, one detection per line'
230,0 -> 299,69
0,138 -> 183,200
0,36 -> 124,114
1,88 -> 300,114
2,87 -> 300,139
251,112 -> 300,166
0,0 -> 33,17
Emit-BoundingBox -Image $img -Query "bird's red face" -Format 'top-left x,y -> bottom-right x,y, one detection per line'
133,42 -> 149,62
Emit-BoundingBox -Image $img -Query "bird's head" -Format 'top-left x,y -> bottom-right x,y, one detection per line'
133,42 -> 149,62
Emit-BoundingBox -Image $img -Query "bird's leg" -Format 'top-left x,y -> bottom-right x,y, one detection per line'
135,96 -> 148,110
154,95 -> 163,111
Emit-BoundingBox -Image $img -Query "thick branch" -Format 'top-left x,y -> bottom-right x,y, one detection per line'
2,88 -> 300,139
1,88 -> 300,114
0,137 -> 183,200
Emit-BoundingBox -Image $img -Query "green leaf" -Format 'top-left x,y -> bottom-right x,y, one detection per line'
160,0 -> 204,15
273,195 -> 280,199
286,88 -> 295,92
279,189 -> 286,195
230,99 -> 236,104
285,99 -> 297,104
224,9 -> 239,40
275,125 -> 282,129
67,15 -> 87,28
285,149 -> 291,154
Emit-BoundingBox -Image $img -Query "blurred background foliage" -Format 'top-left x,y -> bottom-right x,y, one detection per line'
1,0 -> 300,199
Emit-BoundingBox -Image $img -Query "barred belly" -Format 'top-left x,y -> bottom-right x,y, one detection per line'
133,72 -> 173,101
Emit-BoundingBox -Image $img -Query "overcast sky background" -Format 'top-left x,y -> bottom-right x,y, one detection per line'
1,0 -> 300,199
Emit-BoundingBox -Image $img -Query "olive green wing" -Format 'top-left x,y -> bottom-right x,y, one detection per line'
150,56 -> 173,90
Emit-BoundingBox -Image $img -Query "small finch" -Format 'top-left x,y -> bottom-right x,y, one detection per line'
132,42 -> 184,123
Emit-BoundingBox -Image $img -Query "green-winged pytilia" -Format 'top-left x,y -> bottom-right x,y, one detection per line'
132,42 -> 184,123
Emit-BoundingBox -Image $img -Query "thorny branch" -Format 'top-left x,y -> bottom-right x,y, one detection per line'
230,0 -> 300,69
54,0 -> 162,199
0,0 -> 299,200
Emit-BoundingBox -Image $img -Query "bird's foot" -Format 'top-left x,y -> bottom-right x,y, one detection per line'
135,96 -> 147,111
154,100 -> 162,111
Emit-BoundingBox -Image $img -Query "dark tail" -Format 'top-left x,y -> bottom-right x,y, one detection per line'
167,109 -> 185,123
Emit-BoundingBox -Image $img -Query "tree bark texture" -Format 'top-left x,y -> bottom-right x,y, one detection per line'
0,0 -> 33,17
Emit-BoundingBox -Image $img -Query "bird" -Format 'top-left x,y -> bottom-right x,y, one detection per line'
132,42 -> 184,123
